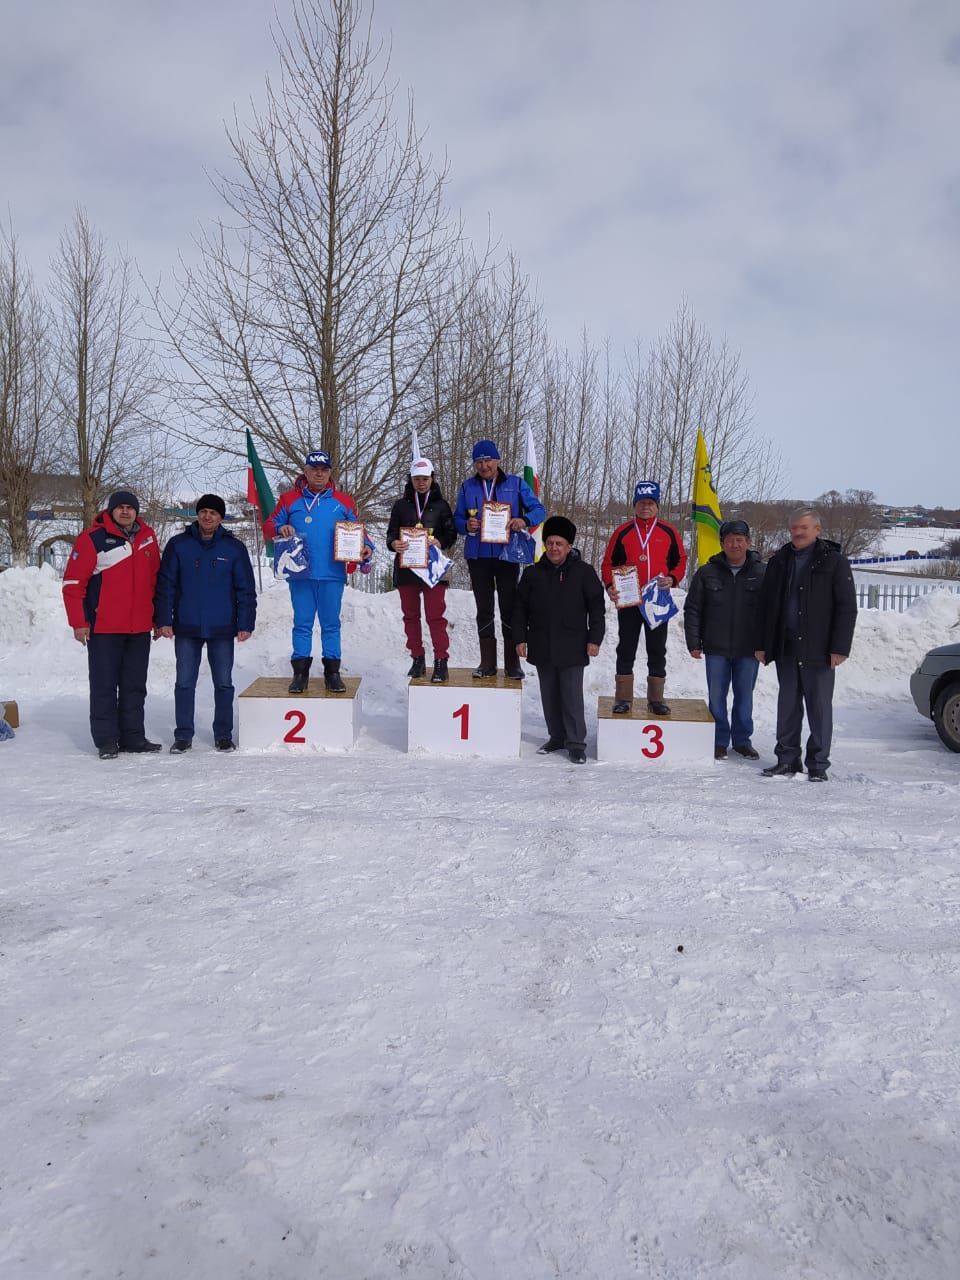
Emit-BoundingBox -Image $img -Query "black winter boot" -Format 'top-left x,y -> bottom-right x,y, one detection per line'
472,637 -> 497,678
323,657 -> 346,692
430,658 -> 449,683
408,655 -> 427,678
504,648 -> 525,679
288,657 -> 312,694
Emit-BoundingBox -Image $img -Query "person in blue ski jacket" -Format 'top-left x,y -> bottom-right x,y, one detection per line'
262,449 -> 373,693
453,439 -> 545,679
155,494 -> 257,752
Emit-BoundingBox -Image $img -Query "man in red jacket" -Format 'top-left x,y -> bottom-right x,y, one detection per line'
62,489 -> 162,758
601,480 -> 687,715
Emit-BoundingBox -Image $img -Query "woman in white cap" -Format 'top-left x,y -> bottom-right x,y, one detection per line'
386,458 -> 458,682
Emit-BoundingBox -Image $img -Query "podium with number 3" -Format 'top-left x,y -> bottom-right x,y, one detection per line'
407,669 -> 521,758
595,697 -> 714,764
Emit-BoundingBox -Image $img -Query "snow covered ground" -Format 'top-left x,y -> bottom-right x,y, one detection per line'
2,567 -> 960,1279
854,526 -> 955,583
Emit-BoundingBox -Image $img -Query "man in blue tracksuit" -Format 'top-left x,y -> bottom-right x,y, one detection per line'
262,450 -> 373,692
453,439 -> 546,679
155,494 -> 257,752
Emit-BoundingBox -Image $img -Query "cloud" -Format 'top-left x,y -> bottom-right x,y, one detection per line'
3,0 -> 958,502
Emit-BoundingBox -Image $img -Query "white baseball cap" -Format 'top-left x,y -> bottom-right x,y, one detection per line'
410,458 -> 434,477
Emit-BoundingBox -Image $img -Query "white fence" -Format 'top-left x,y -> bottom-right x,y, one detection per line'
856,583 -> 960,612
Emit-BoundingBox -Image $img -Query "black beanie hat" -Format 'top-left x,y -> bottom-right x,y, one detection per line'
196,493 -> 227,518
542,515 -> 577,544
719,519 -> 750,540
107,489 -> 140,516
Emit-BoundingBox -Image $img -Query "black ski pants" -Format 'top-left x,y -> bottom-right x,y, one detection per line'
615,607 -> 668,678
468,559 -> 520,649
87,631 -> 151,749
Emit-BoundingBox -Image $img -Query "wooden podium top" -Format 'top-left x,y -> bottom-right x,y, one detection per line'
597,696 -> 713,723
409,667 -> 523,691
241,676 -> 362,700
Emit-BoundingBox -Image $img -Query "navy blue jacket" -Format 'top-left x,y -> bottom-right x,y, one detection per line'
453,470 -> 546,560
155,523 -> 257,639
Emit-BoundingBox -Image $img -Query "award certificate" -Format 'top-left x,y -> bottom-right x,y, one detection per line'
334,521 -> 365,563
480,501 -> 511,544
399,527 -> 429,569
612,566 -> 641,609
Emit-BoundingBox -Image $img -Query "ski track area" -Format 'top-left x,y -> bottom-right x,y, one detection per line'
2,567 -> 959,1280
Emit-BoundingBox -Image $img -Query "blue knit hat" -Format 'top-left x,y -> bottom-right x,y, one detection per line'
107,489 -> 140,515
472,439 -> 501,461
304,450 -> 332,468
633,480 -> 660,504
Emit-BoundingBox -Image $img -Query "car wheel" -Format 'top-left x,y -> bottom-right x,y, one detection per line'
933,680 -> 960,753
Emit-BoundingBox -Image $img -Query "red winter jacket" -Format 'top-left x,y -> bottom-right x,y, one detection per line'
62,511 -> 161,634
601,517 -> 687,589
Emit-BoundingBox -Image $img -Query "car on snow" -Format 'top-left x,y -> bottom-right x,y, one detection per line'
911,642 -> 960,752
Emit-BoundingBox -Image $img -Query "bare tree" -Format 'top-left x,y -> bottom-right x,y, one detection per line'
0,230 -> 57,565
53,208 -> 161,527
815,488 -> 883,558
160,0 -> 466,514
620,302 -> 771,553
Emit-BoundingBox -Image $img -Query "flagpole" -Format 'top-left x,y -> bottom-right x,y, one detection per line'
251,502 -> 264,592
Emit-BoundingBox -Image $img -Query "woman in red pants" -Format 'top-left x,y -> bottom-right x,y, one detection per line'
386,458 -> 458,683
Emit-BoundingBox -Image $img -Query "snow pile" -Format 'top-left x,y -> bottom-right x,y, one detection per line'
3,565 -> 957,712
3,567 -> 960,1279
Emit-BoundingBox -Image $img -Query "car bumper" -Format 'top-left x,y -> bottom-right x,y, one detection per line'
910,670 -> 935,719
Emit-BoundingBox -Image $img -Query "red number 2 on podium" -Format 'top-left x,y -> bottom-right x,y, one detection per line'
283,709 -> 307,743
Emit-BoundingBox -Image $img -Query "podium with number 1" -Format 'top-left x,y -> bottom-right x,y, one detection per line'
407,669 -> 521,758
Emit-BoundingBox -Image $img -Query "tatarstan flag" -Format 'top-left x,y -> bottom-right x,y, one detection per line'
246,428 -> 276,555
523,421 -> 543,560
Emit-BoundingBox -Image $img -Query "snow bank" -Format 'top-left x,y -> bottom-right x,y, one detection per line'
3,566 -> 957,712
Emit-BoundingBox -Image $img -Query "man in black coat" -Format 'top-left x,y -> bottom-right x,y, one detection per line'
513,515 -> 606,764
684,520 -> 765,760
755,508 -> 858,780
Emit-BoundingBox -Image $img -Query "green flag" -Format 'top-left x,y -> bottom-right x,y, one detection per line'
246,429 -> 276,555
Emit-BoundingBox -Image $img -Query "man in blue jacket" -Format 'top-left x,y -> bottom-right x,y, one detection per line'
155,495 -> 257,752
453,439 -> 545,678
262,450 -> 373,693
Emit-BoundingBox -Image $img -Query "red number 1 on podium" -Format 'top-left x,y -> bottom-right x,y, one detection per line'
452,703 -> 470,741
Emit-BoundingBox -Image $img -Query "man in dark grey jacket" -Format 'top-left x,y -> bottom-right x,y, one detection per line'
684,520 -> 765,760
755,508 -> 858,781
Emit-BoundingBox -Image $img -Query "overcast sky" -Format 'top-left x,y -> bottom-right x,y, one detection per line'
3,0 -> 958,505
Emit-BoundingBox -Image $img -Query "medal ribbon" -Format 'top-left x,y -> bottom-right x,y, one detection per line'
633,517 -> 658,584
414,490 -> 429,522
303,488 -> 324,516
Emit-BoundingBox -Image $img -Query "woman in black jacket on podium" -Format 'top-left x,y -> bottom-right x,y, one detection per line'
385,458 -> 458,683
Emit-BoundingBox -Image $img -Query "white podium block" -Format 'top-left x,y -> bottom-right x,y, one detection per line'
239,676 -> 361,750
596,696 -> 714,764
407,668 -> 521,758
